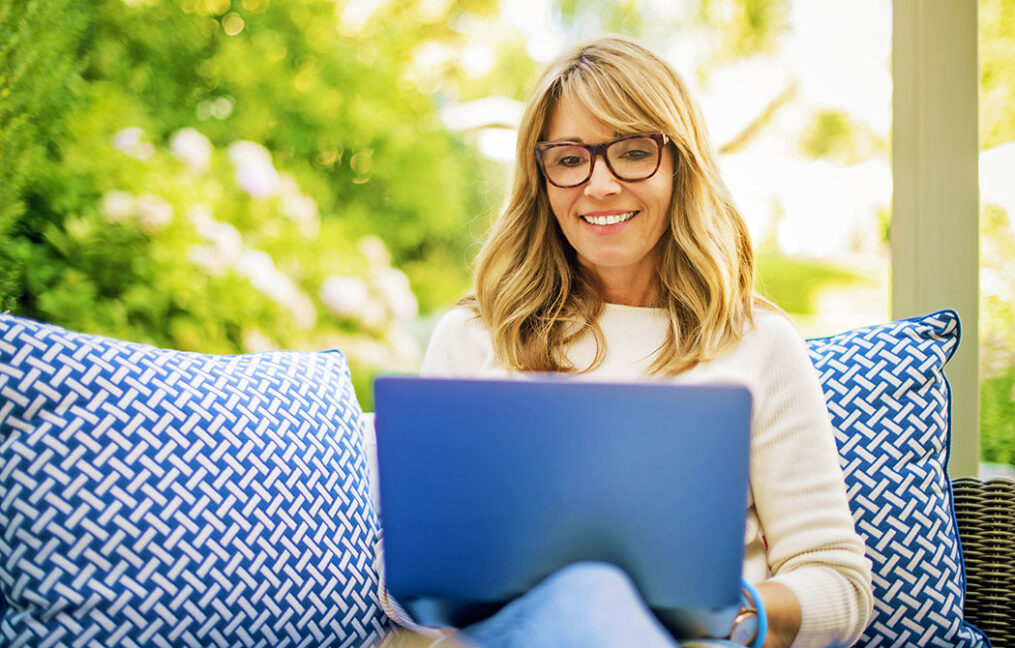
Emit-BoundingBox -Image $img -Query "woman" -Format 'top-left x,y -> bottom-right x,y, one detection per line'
404,35 -> 873,647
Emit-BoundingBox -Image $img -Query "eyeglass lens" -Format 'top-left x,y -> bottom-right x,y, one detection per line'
539,135 -> 661,187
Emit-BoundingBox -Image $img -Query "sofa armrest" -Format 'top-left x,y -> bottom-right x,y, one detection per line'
952,476 -> 1015,648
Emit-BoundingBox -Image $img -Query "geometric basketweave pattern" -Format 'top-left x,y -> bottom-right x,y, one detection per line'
807,309 -> 989,648
0,314 -> 392,647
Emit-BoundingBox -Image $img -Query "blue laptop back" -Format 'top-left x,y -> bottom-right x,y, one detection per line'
374,376 -> 752,631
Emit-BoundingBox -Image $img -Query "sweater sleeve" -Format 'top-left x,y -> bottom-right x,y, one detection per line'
748,315 -> 874,647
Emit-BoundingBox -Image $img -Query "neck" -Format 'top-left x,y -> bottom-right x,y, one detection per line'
578,256 -> 661,308
598,275 -> 659,308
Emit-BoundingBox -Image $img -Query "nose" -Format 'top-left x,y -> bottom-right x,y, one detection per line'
584,154 -> 621,198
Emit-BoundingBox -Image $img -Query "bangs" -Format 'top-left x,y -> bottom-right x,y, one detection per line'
553,64 -> 663,137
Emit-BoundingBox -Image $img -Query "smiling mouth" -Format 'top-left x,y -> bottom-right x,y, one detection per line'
581,210 -> 638,226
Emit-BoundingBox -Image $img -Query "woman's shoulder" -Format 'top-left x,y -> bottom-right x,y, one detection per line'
431,302 -> 486,337
746,306 -> 804,347
733,307 -> 822,384
421,303 -> 498,377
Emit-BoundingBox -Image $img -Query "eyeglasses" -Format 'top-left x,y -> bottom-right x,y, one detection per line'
535,132 -> 669,188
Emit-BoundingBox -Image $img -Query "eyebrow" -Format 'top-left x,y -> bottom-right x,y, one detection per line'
544,133 -> 628,144
545,135 -> 584,143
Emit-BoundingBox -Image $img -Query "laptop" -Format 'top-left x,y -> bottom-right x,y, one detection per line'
373,375 -> 752,636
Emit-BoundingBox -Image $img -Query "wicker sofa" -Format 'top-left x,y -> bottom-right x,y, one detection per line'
952,476 -> 1015,648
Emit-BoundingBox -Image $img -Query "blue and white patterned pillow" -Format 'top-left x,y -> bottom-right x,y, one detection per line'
807,309 -> 989,648
0,314 -> 391,647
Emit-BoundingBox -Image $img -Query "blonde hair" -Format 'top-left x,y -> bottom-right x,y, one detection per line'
469,35 -> 765,374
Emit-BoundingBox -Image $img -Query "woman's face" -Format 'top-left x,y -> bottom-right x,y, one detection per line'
542,98 -> 673,295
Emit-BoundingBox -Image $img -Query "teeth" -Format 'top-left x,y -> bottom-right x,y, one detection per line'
582,211 -> 637,226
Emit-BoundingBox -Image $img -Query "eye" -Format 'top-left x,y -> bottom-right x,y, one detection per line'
543,145 -> 589,168
619,148 -> 653,161
609,135 -> 661,164
555,155 -> 586,168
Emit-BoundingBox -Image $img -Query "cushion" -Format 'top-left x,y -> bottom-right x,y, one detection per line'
807,309 -> 989,648
0,314 -> 391,647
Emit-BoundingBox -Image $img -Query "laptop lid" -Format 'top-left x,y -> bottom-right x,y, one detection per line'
373,376 -> 752,631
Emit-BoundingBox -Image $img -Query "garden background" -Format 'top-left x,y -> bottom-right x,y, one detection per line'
2,0 -> 1013,468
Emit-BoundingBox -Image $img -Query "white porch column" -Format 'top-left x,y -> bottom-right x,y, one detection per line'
892,0 -> 980,476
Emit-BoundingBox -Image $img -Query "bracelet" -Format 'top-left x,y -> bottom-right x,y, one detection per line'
740,579 -> 767,648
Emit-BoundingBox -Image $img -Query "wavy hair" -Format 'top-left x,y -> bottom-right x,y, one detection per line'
468,35 -> 767,374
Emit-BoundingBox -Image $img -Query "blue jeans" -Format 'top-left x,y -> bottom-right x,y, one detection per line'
438,562 -> 741,648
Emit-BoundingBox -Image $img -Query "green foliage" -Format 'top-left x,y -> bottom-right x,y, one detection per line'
981,0 -> 1015,149
23,108 -> 429,407
800,111 -> 854,159
1,0 -> 510,408
977,1 -> 1014,464
558,0 -> 646,38
799,109 -> 887,164
696,0 -> 789,62
554,0 -> 789,83
875,206 -> 891,246
0,0 -> 90,310
75,0 -> 490,314
756,252 -> 872,315
980,204 -> 1015,464
982,368 -> 1015,466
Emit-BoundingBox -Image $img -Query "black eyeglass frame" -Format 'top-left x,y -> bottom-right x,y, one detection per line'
534,132 -> 670,188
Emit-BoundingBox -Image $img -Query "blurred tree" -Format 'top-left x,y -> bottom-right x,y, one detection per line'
1,0 -> 509,322
980,0 -> 1015,465
798,109 -> 887,164
554,0 -> 789,83
696,0 -> 789,62
981,0 -> 1015,149
79,0 -> 499,311
0,0 -> 90,311
0,0 -> 505,407
979,204 -> 1015,465
558,0 -> 646,38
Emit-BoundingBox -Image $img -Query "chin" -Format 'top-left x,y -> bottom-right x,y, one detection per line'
580,255 -> 647,272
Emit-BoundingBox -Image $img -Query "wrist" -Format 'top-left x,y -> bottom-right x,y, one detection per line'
729,607 -> 759,645
730,580 -> 767,648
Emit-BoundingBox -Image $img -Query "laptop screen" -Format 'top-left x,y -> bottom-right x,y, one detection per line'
374,376 -> 751,631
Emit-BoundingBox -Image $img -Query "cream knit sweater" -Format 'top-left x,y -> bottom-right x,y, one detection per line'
417,303 -> 874,648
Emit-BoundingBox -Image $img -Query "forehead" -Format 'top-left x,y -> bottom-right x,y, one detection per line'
544,98 -> 617,143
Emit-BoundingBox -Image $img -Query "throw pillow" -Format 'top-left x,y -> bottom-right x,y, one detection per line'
0,314 -> 391,647
807,309 -> 988,648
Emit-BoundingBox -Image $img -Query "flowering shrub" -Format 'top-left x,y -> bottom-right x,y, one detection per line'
33,113 -> 426,405
1,0 -> 496,407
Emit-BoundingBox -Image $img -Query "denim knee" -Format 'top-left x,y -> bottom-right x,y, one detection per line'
458,561 -> 679,648
536,561 -> 640,603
